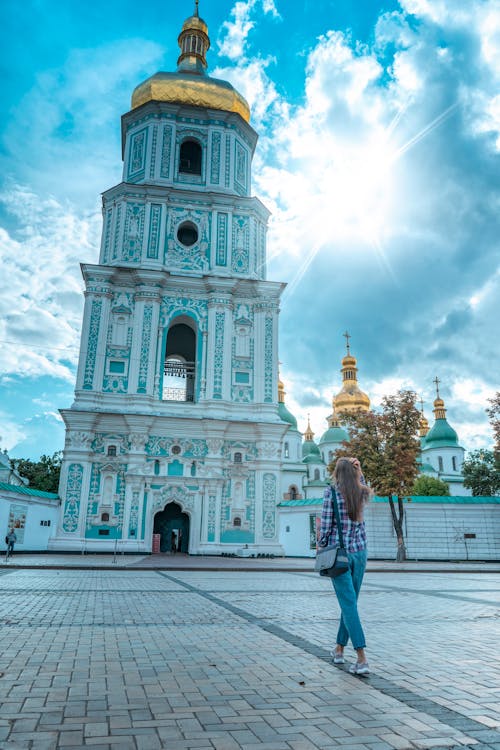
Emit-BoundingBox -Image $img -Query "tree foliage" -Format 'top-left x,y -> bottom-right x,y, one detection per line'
412,475 -> 450,496
486,392 -> 500,464
329,390 -> 421,561
14,452 -> 62,494
462,450 -> 500,496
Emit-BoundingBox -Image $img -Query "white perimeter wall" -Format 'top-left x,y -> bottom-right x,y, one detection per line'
279,500 -> 500,561
0,494 -> 60,551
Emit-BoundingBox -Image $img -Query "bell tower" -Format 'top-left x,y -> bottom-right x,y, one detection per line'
51,5 -> 287,555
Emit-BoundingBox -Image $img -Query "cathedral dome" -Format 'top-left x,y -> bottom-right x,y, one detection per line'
131,6 -> 250,122
424,419 -> 458,448
423,387 -> 459,448
278,379 -> 298,429
131,72 -> 250,122
320,425 -> 349,444
333,335 -> 370,416
302,417 -> 321,458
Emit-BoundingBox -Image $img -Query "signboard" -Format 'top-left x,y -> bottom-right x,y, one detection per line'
8,504 -> 28,544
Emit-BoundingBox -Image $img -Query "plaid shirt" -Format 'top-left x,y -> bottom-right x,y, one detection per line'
319,481 -> 367,553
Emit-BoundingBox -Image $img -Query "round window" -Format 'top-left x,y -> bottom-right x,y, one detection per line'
171,445 -> 181,455
177,221 -> 198,247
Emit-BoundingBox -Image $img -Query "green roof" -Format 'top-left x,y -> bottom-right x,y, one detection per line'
279,495 -> 500,507
319,426 -> 349,444
278,498 -> 322,506
0,482 -> 59,500
302,439 -> 320,459
303,453 -> 324,464
423,418 -> 459,448
278,402 -> 298,429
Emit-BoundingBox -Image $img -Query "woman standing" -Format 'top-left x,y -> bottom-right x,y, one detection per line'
319,457 -> 372,675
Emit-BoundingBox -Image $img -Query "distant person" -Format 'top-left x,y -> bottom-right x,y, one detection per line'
177,529 -> 182,553
318,457 -> 372,675
5,528 -> 17,559
171,531 -> 177,553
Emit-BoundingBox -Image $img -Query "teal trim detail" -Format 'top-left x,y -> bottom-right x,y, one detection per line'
220,529 -> 254,544
141,491 -> 148,540
278,495 -> 500,507
168,460 -> 183,476
235,371 -> 250,384
109,360 -> 125,374
85,526 -> 121,540
158,326 -> 168,400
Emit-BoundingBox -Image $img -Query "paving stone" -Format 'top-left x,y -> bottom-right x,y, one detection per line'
0,569 -> 498,750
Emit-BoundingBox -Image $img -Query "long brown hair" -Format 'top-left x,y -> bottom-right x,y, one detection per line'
333,457 -> 371,522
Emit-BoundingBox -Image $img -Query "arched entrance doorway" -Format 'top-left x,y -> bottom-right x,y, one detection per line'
153,502 -> 190,553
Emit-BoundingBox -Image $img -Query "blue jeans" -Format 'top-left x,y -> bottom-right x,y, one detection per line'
331,549 -> 367,649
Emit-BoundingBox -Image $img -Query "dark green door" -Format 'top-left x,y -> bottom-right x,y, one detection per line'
153,502 -> 189,553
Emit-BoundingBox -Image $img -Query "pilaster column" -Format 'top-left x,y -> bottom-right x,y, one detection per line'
207,294 -> 233,400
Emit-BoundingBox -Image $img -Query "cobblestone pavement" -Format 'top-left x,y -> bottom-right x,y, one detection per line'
0,570 -> 498,750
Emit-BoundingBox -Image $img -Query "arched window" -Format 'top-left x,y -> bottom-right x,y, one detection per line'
179,139 -> 202,175
314,469 -> 320,481
284,442 -> 289,459
233,516 -> 241,527
154,460 -> 160,476
234,452 -> 242,463
452,456 -> 457,471
290,486 -> 298,500
163,322 -> 196,402
438,456 -> 443,472
101,512 -> 110,523
107,445 -> 117,457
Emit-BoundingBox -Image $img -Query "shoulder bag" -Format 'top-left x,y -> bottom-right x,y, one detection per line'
314,485 -> 349,578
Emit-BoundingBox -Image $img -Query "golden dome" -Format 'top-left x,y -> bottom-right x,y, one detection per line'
130,4 -> 251,122
333,334 -> 370,415
278,378 -> 285,404
419,414 -> 430,437
180,14 -> 208,35
334,385 -> 371,414
341,354 -> 357,367
418,398 -> 429,437
131,73 -> 250,121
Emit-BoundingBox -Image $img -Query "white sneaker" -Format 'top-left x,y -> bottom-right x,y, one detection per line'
330,649 -> 345,664
349,661 -> 370,676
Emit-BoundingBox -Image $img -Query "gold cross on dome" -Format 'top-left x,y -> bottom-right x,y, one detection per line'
433,376 -> 441,398
343,331 -> 351,354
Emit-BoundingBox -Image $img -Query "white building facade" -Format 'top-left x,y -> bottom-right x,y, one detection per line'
50,9 -> 291,555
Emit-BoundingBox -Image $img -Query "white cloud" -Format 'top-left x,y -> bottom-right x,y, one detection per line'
2,39 -> 164,207
217,0 -> 280,61
0,185 -> 100,381
0,415 -> 26,452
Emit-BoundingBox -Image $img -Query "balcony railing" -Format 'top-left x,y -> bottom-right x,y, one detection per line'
162,361 -> 195,402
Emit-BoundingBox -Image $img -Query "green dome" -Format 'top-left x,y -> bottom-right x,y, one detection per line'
303,453 -> 324,465
319,426 -> 349,444
302,439 -> 321,459
278,402 -> 298,429
423,419 -> 458,449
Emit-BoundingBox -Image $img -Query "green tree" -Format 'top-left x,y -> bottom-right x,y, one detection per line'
412,475 -> 450,496
486,392 -> 500,464
462,450 -> 500,496
14,452 -> 62,494
330,390 -> 421,561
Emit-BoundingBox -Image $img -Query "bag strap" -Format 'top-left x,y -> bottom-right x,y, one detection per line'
330,485 -> 346,550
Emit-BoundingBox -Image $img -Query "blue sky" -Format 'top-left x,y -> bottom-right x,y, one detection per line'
0,0 -> 499,459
